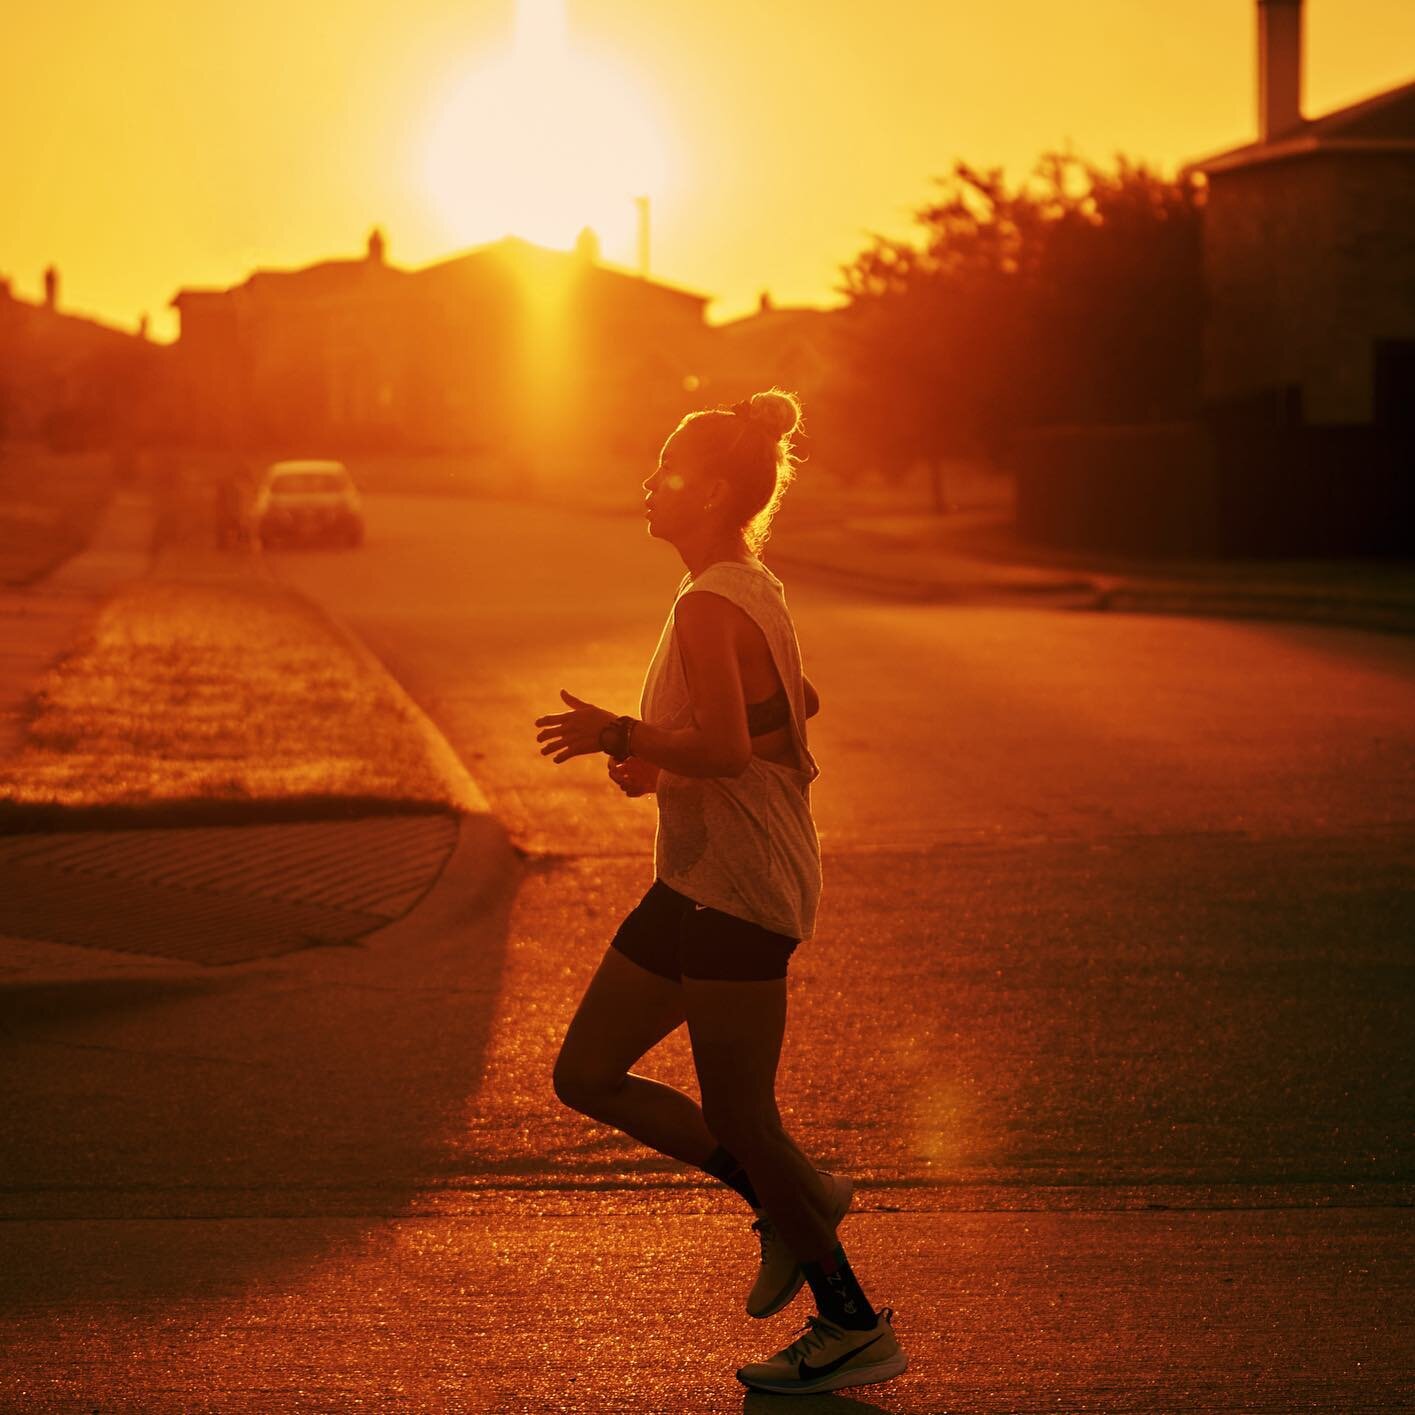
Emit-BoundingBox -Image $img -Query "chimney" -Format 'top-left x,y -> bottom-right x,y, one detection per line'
574,225 -> 601,264
635,195 -> 650,278
1258,0 -> 1304,142
43,265 -> 58,310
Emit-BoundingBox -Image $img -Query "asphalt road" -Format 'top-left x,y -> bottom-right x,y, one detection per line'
4,490 -> 1412,1412
271,494 -> 1415,1203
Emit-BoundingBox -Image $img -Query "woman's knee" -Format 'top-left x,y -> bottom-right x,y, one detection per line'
552,1050 -> 622,1115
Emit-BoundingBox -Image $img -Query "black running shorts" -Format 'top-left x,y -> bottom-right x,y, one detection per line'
610,878 -> 800,982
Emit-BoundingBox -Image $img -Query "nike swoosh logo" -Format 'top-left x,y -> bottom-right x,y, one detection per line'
798,1331 -> 886,1381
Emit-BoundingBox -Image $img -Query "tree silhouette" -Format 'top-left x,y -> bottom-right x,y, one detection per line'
826,153 -> 1205,509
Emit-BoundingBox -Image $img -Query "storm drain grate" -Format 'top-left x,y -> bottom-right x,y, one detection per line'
0,813 -> 459,965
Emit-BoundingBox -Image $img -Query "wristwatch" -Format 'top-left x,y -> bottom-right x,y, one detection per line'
598,715 -> 636,762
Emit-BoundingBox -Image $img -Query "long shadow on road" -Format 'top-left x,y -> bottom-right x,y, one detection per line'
0,813 -> 521,1311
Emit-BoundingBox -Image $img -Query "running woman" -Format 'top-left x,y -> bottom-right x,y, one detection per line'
534,388 -> 906,1397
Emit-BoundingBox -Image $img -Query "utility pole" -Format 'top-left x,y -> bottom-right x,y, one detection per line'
635,195 -> 650,278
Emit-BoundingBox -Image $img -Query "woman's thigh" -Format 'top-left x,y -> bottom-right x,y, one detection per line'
555,945 -> 687,1091
682,976 -> 787,1131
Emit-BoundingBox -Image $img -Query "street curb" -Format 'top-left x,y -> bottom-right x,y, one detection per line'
366,807 -> 521,955
769,544 -> 1415,636
259,571 -> 493,819
244,558 -> 524,916
768,545 -> 1104,608
1,528 -> 496,833
1092,582 -> 1415,636
0,796 -> 460,837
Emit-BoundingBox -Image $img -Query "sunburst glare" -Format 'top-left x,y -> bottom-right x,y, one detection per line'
421,0 -> 670,260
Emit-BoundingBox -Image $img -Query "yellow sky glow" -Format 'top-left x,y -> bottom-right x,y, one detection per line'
421,0 -> 669,256
3,0 -> 1411,341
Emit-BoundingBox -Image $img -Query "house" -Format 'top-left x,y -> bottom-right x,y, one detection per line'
170,229 -> 410,449
0,267 -> 162,449
1014,0 -> 1414,558
168,228 -> 714,469
1185,0 -> 1415,431
401,233 -> 711,460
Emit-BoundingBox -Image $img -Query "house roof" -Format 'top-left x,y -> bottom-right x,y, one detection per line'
415,235 -> 710,308
172,234 -> 710,312
242,257 -> 405,298
0,288 -> 152,348
1185,75 -> 1415,175
171,252 -> 404,308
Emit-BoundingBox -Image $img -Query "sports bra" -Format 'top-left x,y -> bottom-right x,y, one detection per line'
745,684 -> 791,736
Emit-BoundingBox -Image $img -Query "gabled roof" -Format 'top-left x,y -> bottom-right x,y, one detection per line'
171,253 -> 404,308
0,289 -> 152,348
242,256 -> 405,298
415,235 -> 710,309
169,233 -> 711,316
1186,75 -> 1415,175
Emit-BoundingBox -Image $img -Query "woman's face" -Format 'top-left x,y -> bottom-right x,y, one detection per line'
642,431 -> 719,541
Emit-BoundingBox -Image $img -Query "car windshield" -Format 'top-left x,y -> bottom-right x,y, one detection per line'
269,471 -> 347,494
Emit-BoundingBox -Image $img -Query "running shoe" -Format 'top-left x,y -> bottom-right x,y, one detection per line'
746,1170 -> 854,1319
736,1307 -> 907,1395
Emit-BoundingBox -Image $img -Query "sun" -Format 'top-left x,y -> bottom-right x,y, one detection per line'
421,0 -> 670,262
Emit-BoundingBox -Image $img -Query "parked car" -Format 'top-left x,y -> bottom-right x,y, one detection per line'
253,460 -> 363,548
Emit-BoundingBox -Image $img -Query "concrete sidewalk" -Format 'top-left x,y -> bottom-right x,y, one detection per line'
768,507 -> 1415,634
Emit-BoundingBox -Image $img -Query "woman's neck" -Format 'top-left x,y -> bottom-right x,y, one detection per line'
679,530 -> 754,579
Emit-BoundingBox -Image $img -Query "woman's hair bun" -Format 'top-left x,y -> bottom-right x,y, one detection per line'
745,388 -> 802,442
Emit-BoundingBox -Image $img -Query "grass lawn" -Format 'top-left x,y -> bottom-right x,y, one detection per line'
0,572 -> 461,817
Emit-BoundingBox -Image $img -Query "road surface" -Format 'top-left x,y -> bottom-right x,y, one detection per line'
3,490 -> 1412,1412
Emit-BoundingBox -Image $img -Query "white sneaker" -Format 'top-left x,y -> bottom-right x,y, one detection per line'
745,1170 -> 854,1319
736,1306 -> 907,1395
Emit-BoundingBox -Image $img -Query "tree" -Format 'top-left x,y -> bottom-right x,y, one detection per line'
824,153 -> 1205,508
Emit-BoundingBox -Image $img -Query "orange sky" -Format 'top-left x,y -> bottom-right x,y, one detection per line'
5,0 -> 1413,342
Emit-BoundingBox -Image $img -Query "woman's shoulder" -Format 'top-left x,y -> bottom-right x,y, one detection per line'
686,558 -> 784,592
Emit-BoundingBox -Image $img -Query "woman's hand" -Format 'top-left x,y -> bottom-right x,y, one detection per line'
608,755 -> 660,797
535,689 -> 617,764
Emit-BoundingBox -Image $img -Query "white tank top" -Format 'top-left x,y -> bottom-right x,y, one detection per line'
638,558 -> 822,940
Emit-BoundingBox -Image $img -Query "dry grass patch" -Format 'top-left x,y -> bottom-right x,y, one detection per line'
0,575 -> 460,812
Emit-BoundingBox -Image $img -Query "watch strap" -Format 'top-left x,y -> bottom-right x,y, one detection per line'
599,715 -> 635,761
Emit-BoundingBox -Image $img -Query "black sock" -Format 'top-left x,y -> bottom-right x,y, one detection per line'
802,1242 -> 877,1331
701,1144 -> 761,1209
